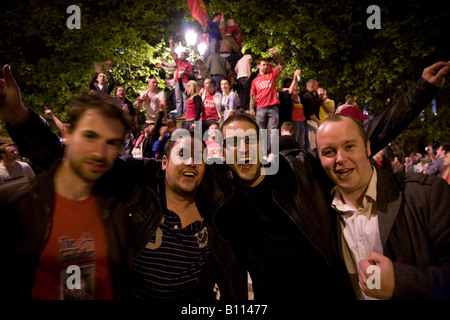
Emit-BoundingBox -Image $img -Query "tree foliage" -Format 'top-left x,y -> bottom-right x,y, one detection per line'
0,0 -> 449,156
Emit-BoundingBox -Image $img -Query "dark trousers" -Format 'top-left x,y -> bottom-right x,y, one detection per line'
237,77 -> 251,111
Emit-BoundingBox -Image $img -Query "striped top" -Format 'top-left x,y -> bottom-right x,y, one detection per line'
132,209 -> 211,299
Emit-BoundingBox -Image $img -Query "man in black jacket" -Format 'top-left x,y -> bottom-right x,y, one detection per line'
209,61 -> 450,300
0,64 -> 247,300
0,67 -> 132,299
1,61 -> 448,301
89,60 -> 116,94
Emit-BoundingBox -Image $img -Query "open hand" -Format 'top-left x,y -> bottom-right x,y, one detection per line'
0,65 -> 29,125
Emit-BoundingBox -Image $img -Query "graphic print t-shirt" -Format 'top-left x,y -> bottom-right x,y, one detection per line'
31,194 -> 113,300
250,67 -> 281,109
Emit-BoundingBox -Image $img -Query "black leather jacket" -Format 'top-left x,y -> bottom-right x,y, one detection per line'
5,76 -> 439,300
0,160 -> 131,300
113,161 -> 248,300
198,77 -> 439,299
5,113 -> 247,300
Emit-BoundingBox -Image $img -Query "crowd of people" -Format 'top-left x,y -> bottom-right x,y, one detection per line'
0,12 -> 450,303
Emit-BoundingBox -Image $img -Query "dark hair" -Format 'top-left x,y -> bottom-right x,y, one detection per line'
68,91 -> 131,133
442,145 -> 450,153
220,78 -> 231,86
220,113 -> 259,134
281,121 -> 295,133
282,78 -> 293,88
205,77 -> 216,87
163,129 -> 204,160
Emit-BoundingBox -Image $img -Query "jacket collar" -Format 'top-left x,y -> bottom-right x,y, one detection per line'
29,159 -> 61,213
374,166 -> 403,248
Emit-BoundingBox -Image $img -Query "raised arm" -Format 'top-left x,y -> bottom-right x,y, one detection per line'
365,61 -> 450,156
268,48 -> 286,72
0,64 -> 163,185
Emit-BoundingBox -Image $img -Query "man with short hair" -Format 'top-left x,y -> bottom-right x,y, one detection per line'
89,60 -> 116,94
425,145 -> 450,176
205,13 -> 222,60
208,61 -> 450,300
0,142 -> 35,184
0,65 -> 132,299
406,152 -> 424,173
250,48 -> 286,153
0,65 -> 246,301
300,79 -> 321,150
115,86 -> 138,155
316,113 -> 450,300
169,37 -> 194,116
200,77 -> 222,127
134,77 -> 167,130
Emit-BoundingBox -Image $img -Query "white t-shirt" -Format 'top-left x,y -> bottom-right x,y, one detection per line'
0,160 -> 35,184
235,54 -> 252,80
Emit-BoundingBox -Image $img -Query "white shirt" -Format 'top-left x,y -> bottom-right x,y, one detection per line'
0,160 -> 35,185
235,54 -> 252,80
331,167 -> 383,300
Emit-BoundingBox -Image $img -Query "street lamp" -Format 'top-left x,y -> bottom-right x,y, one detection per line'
185,30 -> 198,63
174,41 -> 185,57
197,42 -> 207,57
185,30 -> 198,46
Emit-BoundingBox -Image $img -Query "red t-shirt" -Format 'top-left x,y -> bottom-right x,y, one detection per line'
250,67 -> 281,109
205,140 -> 222,160
339,106 -> 368,121
175,58 -> 193,83
31,194 -> 113,300
200,91 -> 220,121
185,97 -> 197,120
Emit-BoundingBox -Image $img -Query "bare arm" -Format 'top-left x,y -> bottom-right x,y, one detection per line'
269,48 -> 286,72
44,107 -> 67,137
288,69 -> 301,95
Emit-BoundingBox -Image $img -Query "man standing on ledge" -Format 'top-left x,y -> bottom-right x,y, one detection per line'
250,48 -> 286,153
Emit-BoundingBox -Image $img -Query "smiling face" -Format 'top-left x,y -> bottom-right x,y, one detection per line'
162,136 -> 206,197
316,115 -> 372,202
220,79 -> 231,94
222,119 -> 260,186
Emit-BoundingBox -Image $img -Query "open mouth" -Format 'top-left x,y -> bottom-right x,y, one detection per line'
335,168 -> 353,177
182,171 -> 196,178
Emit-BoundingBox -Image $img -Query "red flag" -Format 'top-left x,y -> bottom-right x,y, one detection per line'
186,0 -> 209,29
